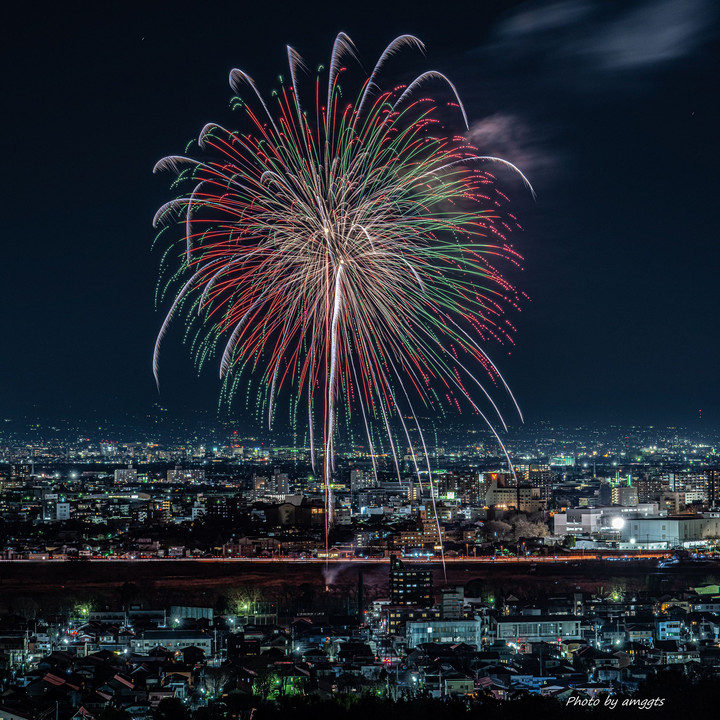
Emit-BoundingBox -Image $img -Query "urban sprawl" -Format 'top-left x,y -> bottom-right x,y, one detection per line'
1,418 -> 720,719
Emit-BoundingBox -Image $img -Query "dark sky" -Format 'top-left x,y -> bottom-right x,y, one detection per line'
2,0 -> 719,428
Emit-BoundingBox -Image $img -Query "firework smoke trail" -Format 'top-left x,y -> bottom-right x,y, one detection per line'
152,34 -> 533,568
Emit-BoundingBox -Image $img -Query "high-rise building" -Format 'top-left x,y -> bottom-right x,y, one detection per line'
706,470 -> 720,509
206,495 -> 243,522
442,472 -> 484,505
167,468 -> 205,484
252,470 -> 289,498
114,467 -> 137,484
611,486 -> 638,507
484,471 -> 515,487
484,480 -> 545,513
407,482 -> 422,504
526,463 -> 554,502
635,474 -> 668,503
440,586 -> 465,620
663,472 -> 706,493
349,469 -> 376,501
389,555 -> 432,607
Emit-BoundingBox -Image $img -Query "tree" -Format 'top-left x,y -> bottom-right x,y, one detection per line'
510,516 -> 549,540
482,520 -> 512,541
119,581 -> 139,607
225,585 -> 262,616
253,667 -> 281,700
154,697 -> 190,720
98,709 -> 132,720
194,702 -> 229,720
204,665 -> 232,699
11,596 -> 39,620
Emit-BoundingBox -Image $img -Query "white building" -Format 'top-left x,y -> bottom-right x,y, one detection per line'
553,504 -> 659,537
167,468 -> 205,484
492,615 -> 582,648
621,516 -> 720,547
484,481 -> 545,513
130,630 -> 212,656
114,468 -> 138,484
655,619 -> 683,641
405,619 -> 480,649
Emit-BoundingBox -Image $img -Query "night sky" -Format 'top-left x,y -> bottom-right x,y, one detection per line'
3,0 -> 719,428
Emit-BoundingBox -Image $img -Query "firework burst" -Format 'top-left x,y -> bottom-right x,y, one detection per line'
153,33 -> 532,555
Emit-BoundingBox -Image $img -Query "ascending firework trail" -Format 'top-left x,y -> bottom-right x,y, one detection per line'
152,34 -> 533,564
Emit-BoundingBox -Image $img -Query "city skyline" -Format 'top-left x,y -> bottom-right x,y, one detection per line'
4,5 -> 720,717
2,0 -> 719,428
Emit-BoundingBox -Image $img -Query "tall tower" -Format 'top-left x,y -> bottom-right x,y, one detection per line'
389,555 -> 432,607
705,469 -> 720,509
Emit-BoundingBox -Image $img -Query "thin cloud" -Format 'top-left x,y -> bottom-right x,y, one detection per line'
467,112 -> 558,182
491,0 -> 716,76
498,0 -> 593,39
587,0 -> 713,70
461,0 -> 717,188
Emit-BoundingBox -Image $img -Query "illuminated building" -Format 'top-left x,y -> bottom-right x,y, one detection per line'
610,486 -> 638,507
526,463 -> 554,501
492,615 -> 582,649
389,555 -> 432,607
167,468 -> 205,483
114,468 -> 137,484
405,619 -> 480,648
